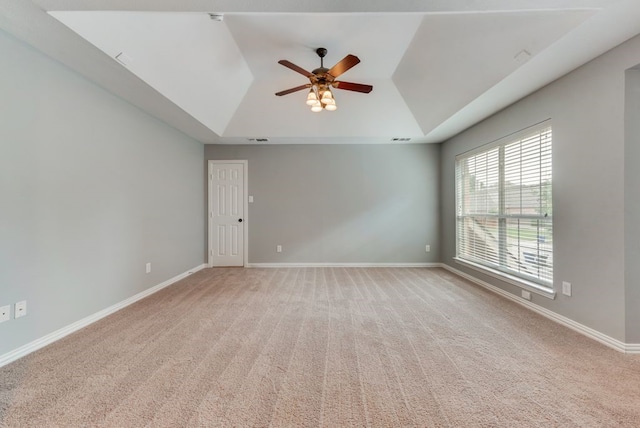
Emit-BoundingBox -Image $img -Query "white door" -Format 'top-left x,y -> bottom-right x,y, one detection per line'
209,161 -> 245,267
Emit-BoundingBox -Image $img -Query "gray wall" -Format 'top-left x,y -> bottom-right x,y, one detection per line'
625,68 -> 640,344
441,33 -> 640,343
0,29 -> 204,356
205,144 -> 440,264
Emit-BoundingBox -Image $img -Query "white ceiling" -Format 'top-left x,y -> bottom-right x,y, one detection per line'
2,0 -> 640,144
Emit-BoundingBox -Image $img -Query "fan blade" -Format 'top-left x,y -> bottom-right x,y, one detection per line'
278,60 -> 314,78
333,81 -> 373,93
327,54 -> 360,78
275,84 -> 311,96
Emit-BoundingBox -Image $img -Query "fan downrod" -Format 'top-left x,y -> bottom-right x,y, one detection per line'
316,47 -> 327,68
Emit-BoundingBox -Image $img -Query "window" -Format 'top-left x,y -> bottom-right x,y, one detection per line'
455,123 -> 552,290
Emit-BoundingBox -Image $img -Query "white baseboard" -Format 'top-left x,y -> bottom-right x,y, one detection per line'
0,264 -> 207,368
246,262 -> 439,268
438,263 -> 640,354
626,343 -> 640,353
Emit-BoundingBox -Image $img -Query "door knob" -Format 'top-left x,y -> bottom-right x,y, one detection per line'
238,218 -> 243,223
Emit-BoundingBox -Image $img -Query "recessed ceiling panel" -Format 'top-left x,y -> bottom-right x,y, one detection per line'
226,14 -> 423,80
220,13 -> 423,138
393,10 -> 597,135
49,11 -> 253,135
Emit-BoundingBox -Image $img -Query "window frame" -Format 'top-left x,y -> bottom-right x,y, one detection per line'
454,121 -> 555,299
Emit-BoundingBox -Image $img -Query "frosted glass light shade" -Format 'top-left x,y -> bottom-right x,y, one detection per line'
320,89 -> 333,104
306,90 -> 318,106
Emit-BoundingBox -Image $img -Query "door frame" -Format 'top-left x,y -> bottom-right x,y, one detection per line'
208,160 -> 249,267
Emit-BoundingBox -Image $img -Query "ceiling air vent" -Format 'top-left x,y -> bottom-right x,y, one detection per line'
115,52 -> 133,66
391,137 -> 411,142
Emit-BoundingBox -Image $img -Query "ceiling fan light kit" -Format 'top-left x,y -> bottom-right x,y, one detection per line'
307,85 -> 336,112
275,47 -> 372,112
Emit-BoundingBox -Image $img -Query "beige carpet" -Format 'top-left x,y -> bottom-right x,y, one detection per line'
1,267 -> 639,427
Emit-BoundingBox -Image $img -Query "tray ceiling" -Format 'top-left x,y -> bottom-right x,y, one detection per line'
2,0 -> 640,144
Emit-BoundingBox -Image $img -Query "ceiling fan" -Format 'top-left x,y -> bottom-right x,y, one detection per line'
275,47 -> 373,112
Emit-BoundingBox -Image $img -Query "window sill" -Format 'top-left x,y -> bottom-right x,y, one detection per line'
453,257 -> 556,300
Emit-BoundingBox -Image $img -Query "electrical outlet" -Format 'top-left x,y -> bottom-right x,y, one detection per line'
276,245 -> 282,253
146,262 -> 151,274
562,281 -> 572,296
0,305 -> 10,323
521,290 -> 531,301
425,245 -> 431,252
15,301 -> 27,318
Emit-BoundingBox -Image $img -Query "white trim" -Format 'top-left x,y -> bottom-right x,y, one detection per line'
439,263 -> 640,354
0,264 -> 207,368
453,257 -> 556,299
625,344 -> 640,354
208,160 -> 249,268
246,262 -> 438,268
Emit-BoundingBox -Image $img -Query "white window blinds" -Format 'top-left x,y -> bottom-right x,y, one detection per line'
456,125 -> 552,287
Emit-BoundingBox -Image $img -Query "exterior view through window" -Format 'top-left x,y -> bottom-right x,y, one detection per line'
455,124 -> 552,289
